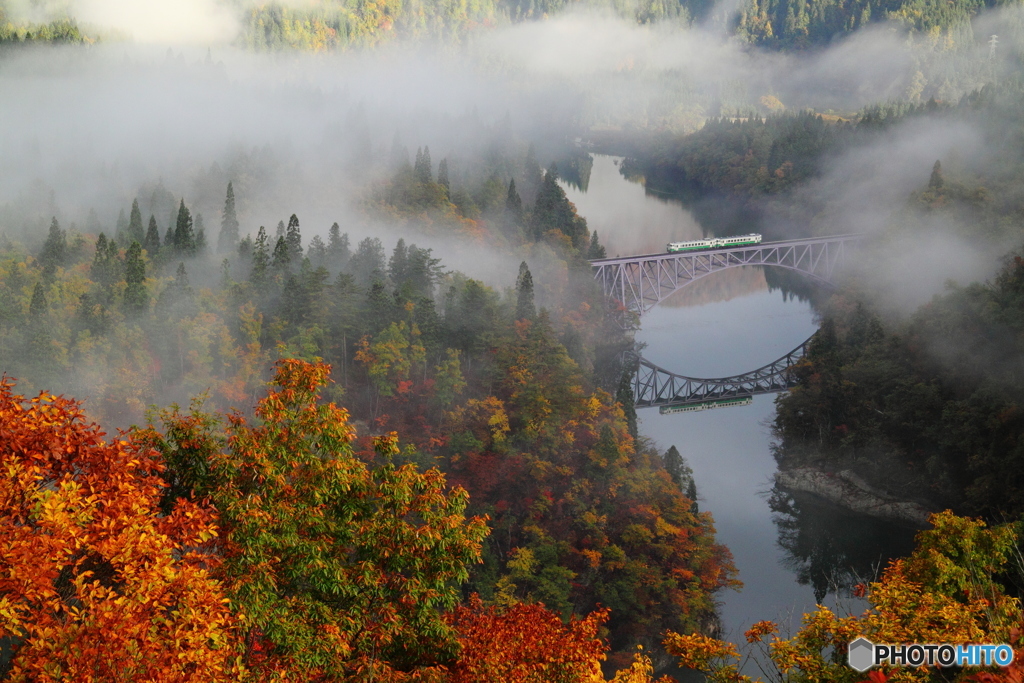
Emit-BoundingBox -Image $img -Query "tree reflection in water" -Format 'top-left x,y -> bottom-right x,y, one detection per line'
769,485 -> 919,603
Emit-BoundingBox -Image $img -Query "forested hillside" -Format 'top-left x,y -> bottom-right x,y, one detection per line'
0,137 -> 740,673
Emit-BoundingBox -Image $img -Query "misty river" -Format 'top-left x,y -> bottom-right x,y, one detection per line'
563,155 -> 918,669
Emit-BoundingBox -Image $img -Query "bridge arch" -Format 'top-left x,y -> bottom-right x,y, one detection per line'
634,335 -> 813,409
591,235 -> 861,316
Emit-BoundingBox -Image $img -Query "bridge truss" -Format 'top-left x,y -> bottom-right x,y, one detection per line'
634,336 -> 812,409
592,235 -> 862,316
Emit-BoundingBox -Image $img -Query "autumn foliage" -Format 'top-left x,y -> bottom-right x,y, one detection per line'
665,511 -> 1023,683
143,358 -> 490,681
0,376 -> 241,681
444,595 -> 609,683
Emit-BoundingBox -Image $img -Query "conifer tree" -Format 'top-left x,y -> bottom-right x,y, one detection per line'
285,214 -> 302,262
515,261 -> 536,321
327,222 -> 350,270
251,226 -> 270,285
587,232 -> 607,259
389,238 -> 409,286
307,235 -> 327,269
29,280 -> 47,317
128,199 -> 144,245
616,371 -> 638,440
122,241 -> 148,317
144,215 -> 161,255
237,235 -> 253,266
194,213 -> 208,256
506,178 -> 523,219
929,159 -> 944,189
272,235 -> 290,271
218,181 -> 240,254
414,146 -> 432,183
38,217 -> 67,278
91,233 -> 121,298
276,220 -> 285,239
437,158 -> 450,191
173,199 -> 195,255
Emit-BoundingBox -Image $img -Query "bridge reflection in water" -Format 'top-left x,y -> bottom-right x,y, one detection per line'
634,335 -> 811,410
591,235 -> 863,411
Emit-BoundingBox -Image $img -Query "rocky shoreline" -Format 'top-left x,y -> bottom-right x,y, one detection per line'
774,467 -> 935,526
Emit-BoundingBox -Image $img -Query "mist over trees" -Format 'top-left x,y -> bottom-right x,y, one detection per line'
4,0 -> 1024,679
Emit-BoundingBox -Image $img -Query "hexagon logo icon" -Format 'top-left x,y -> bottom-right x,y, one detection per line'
848,637 -> 875,672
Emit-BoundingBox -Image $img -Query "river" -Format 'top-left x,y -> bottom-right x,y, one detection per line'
562,154 -> 918,673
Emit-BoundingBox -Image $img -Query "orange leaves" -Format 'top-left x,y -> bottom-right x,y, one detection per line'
744,621 -> 778,643
663,632 -> 751,683
444,595 -> 609,683
665,512 -> 1023,683
0,376 -> 242,681
149,358 -> 489,681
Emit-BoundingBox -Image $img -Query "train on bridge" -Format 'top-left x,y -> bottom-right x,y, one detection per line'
666,233 -> 762,253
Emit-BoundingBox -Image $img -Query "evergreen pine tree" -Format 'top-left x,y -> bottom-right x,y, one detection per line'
194,213 -> 208,255
164,224 -> 174,249
128,199 -> 144,245
415,146 -> 432,183
506,178 -> 523,219
38,217 -> 67,279
515,261 -> 536,321
587,232 -> 607,259
276,220 -> 285,239
238,235 -> 254,265
615,371 -> 638,440
285,214 -> 302,262
307,235 -> 328,270
251,226 -> 270,285
173,199 -> 195,255
389,238 -> 409,287
91,233 -> 122,298
29,280 -> 47,317
122,241 -> 148,316
406,245 -> 441,300
664,445 -> 685,487
929,159 -> 944,189
144,215 -> 161,255
218,181 -> 240,254
272,235 -> 290,271
437,158 -> 450,191
328,222 -> 350,270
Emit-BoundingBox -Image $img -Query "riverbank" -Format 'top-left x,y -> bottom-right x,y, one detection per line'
775,466 -> 934,526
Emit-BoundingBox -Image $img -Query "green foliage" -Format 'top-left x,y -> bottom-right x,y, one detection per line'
122,241 -> 148,317
775,255 -> 1024,518
734,0 -> 993,49
143,360 -> 489,678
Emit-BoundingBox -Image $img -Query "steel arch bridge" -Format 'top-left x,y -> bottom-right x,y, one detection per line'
634,335 -> 812,409
591,234 -> 862,316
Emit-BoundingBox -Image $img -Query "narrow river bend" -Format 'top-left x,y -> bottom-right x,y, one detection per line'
562,155 -> 917,668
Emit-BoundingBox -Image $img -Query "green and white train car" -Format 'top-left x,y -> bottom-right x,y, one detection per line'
658,396 -> 753,415
666,234 -> 762,253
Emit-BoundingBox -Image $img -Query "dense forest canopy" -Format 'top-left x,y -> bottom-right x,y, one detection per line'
4,0 -> 1024,680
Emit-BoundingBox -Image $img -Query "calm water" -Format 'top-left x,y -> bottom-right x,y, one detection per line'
563,155 -> 917,667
